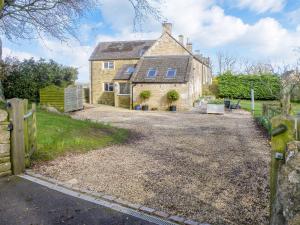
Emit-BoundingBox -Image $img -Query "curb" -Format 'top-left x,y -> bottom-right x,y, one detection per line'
25,170 -> 211,225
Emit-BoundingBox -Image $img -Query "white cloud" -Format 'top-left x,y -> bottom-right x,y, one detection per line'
38,39 -> 93,82
235,0 -> 287,13
94,0 -> 300,67
287,8 -> 300,25
3,0 -> 300,82
3,47 -> 38,60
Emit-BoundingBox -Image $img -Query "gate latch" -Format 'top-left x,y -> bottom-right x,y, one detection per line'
7,122 -> 13,131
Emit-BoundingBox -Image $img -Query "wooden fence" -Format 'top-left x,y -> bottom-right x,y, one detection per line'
262,103 -> 281,119
7,98 -> 37,174
40,85 -> 83,112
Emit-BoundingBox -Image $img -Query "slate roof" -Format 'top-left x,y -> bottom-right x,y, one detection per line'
89,40 -> 155,61
114,64 -> 137,80
131,55 -> 193,83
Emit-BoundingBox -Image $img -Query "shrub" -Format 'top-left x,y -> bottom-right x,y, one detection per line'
139,90 -> 151,103
1,57 -> 78,102
208,99 -> 224,104
217,72 -> 281,100
167,90 -> 180,104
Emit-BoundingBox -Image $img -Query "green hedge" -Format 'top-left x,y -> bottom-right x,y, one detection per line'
218,73 -> 281,100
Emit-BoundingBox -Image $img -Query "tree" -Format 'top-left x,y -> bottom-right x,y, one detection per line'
216,51 -> 237,75
0,0 -> 161,42
0,0 -> 161,101
1,57 -> 78,101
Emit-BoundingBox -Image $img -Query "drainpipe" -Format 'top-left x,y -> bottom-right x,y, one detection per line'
131,83 -> 137,110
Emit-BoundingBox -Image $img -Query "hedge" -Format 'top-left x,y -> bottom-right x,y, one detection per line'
218,73 -> 281,100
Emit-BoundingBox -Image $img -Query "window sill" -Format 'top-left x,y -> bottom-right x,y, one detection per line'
104,91 -> 114,93
118,94 -> 130,96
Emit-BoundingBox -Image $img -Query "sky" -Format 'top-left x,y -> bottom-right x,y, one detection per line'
2,0 -> 300,82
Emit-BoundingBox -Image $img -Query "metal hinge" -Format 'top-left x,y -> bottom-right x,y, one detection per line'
7,122 -> 13,131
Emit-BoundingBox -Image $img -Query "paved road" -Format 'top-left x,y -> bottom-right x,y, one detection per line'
0,176 -> 157,225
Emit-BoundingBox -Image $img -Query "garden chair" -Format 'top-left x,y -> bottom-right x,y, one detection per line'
229,99 -> 241,110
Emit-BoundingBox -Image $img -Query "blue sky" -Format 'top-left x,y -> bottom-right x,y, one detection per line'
3,0 -> 300,82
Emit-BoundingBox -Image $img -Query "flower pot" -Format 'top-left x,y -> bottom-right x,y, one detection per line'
142,105 -> 149,111
169,105 -> 177,111
134,105 -> 142,110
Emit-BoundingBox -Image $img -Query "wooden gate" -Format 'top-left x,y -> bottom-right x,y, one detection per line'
7,98 -> 37,174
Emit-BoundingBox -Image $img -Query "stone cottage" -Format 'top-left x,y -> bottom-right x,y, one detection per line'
89,23 -> 212,110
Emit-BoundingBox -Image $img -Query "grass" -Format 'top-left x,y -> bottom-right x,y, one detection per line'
239,100 -> 300,117
33,109 -> 129,162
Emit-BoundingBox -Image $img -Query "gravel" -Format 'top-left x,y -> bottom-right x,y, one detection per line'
34,105 -> 271,225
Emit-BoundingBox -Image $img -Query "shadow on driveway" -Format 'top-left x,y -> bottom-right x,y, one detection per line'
0,176 -> 157,225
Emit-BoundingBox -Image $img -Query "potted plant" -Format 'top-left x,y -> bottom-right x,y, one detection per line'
139,90 -> 151,111
133,103 -> 142,110
167,90 -> 180,111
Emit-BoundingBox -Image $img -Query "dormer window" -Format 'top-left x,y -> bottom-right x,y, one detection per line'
166,68 -> 177,78
126,66 -> 135,74
147,68 -> 157,78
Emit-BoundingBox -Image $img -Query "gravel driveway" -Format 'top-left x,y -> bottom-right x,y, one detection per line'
34,105 -> 271,225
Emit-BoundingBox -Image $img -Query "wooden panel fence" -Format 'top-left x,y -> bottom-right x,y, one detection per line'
40,85 -> 84,112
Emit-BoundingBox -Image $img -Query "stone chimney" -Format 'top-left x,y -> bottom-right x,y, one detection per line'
178,35 -> 184,45
186,41 -> 193,52
162,22 -> 172,34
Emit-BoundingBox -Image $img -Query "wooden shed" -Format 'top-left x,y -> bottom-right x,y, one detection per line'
40,85 -> 84,112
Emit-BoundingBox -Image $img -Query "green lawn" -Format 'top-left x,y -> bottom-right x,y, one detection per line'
33,110 -> 128,162
239,100 -> 300,117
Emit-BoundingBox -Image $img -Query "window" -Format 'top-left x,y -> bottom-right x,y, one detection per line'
166,68 -> 177,78
147,68 -> 157,78
139,49 -> 146,56
119,83 -> 130,95
126,66 -> 135,74
104,83 -> 114,92
103,61 -> 114,69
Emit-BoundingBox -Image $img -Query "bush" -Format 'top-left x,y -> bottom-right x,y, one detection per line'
217,72 -> 281,100
208,99 -> 224,104
139,90 -> 151,102
167,90 -> 180,104
1,57 -> 78,102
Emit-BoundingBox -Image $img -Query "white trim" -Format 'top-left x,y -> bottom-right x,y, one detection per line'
165,68 -> 177,78
147,68 -> 157,78
103,61 -> 115,70
103,82 -> 114,92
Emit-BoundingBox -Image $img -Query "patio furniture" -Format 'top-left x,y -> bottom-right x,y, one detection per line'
229,100 -> 241,110
224,99 -> 231,109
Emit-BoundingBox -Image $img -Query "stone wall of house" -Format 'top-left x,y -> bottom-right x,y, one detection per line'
0,109 -> 11,177
132,83 -> 191,111
90,59 -> 138,104
271,141 -> 300,225
144,33 -> 188,56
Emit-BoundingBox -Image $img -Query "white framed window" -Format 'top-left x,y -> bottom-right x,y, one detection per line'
119,83 -> 130,95
103,61 -> 114,70
147,68 -> 157,78
166,68 -> 177,78
104,82 -> 114,92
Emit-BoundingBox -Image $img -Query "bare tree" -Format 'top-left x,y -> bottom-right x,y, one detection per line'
0,0 -> 161,41
216,51 -> 237,74
0,0 -> 161,101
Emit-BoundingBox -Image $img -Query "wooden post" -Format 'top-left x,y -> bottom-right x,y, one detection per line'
7,98 -> 25,175
31,103 -> 37,155
23,99 -> 28,157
